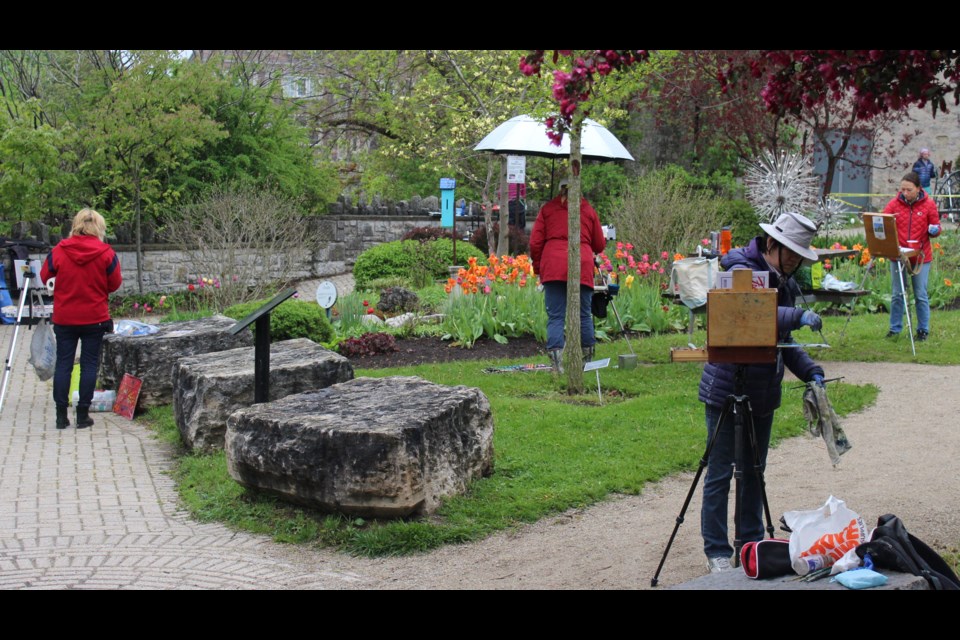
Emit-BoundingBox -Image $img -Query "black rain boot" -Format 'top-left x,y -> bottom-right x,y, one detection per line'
76,406 -> 94,429
548,349 -> 565,374
56,405 -> 70,430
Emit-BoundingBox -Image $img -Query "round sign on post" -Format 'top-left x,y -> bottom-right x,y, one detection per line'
315,281 -> 338,309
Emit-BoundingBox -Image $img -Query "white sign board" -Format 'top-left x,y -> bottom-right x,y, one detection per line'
583,357 -> 611,372
507,155 -> 526,184
315,281 -> 338,309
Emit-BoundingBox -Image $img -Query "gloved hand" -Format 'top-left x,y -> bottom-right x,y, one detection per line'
800,310 -> 823,332
811,374 -> 826,388
928,224 -> 941,237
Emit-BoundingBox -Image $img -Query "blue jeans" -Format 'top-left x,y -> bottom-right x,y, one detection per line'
701,403 -> 773,559
52,320 -> 113,409
543,282 -> 595,351
889,260 -> 931,333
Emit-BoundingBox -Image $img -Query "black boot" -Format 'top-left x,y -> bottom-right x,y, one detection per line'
56,405 -> 70,430
76,406 -> 94,429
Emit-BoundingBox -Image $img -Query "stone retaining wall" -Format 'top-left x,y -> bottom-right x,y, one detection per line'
107,215 -> 482,295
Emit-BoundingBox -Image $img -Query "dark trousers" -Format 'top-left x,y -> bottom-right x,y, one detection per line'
701,403 -> 773,559
52,320 -> 113,409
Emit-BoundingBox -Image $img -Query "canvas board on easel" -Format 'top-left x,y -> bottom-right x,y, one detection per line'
862,213 -> 901,259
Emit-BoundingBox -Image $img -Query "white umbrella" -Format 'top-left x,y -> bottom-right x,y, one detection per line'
473,114 -> 634,162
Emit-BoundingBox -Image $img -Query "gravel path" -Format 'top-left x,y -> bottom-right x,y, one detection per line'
282,360 -> 960,589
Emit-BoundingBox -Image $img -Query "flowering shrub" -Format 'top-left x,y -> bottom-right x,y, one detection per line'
401,226 -> 456,243
444,254 -> 534,295
597,242 -> 668,289
353,239 -> 486,290
337,332 -> 398,358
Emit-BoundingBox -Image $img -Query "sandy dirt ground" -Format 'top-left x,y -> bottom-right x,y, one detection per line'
272,360 -> 959,589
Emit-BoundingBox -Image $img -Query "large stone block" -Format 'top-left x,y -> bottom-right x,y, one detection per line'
100,315 -> 253,410
174,338 -> 354,452
226,376 -> 494,518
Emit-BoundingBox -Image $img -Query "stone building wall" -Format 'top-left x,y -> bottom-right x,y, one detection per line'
871,105 -> 960,207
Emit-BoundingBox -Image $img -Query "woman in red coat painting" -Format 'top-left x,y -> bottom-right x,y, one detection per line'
529,179 -> 606,373
882,171 -> 940,342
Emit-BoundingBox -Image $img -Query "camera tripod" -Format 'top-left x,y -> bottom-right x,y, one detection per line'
651,365 -> 776,586
0,264 -> 48,413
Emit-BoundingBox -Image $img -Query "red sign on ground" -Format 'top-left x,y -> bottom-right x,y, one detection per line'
113,373 -> 142,419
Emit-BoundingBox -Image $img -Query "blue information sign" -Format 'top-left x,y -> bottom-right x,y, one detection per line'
440,178 -> 455,228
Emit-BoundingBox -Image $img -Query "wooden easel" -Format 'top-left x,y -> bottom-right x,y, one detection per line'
706,269 -> 777,364
861,213 -> 917,356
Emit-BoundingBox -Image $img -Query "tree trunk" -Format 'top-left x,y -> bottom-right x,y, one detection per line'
565,120 -> 585,394
482,157 -> 496,254
134,169 -> 144,294
498,155 -> 510,257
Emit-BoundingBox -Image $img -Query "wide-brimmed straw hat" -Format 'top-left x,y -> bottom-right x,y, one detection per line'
759,212 -> 819,266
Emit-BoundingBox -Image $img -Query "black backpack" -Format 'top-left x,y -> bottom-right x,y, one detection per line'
855,514 -> 960,590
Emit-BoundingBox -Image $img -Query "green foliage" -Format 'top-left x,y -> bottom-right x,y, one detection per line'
224,297 -> 334,344
415,284 -> 448,313
0,120 -> 78,222
353,239 -> 486,291
332,291 -> 380,338
718,198 -> 760,247
361,276 -> 414,292
0,50 -> 340,235
608,165 -> 743,257
440,285 -> 546,347
580,162 -> 629,220
593,284 -> 686,338
180,61 -> 340,212
80,51 -> 228,227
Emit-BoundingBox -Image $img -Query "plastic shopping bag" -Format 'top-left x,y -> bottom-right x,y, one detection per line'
782,495 -> 867,575
27,319 -> 57,381
669,257 -> 719,310
114,319 -> 159,337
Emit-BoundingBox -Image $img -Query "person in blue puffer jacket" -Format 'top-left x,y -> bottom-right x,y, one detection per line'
698,211 -> 826,574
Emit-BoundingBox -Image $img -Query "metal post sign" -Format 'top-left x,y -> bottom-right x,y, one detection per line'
440,177 -> 456,228
507,155 -> 526,184
583,357 -> 611,403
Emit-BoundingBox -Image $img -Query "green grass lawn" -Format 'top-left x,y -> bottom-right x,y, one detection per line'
144,310 -> 960,557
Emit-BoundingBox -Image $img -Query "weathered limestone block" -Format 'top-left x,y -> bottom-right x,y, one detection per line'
100,315 -> 253,410
174,338 -> 354,452
226,376 -> 494,518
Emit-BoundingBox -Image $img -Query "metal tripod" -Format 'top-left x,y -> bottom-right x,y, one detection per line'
651,366 -> 776,586
594,261 -> 636,359
0,266 -> 48,413
840,254 -> 915,355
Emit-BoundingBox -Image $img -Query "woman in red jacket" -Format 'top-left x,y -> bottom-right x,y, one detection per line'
883,171 -> 941,342
41,209 -> 122,429
529,179 -> 606,373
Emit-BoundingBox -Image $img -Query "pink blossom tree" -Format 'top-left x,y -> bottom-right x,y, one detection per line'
520,51 -> 649,392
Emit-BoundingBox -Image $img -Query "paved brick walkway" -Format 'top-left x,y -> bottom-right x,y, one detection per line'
0,278 -> 376,590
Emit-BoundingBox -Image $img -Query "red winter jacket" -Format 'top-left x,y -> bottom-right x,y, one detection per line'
529,195 -> 606,288
41,234 -> 122,325
882,189 -> 940,264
